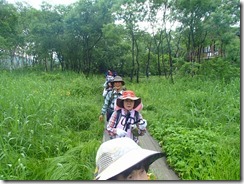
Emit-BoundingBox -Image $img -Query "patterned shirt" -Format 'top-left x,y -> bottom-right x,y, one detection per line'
107,109 -> 143,139
101,89 -> 124,115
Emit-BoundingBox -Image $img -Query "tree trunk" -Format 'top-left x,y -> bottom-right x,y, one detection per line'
44,57 -> 48,72
135,39 -> 139,83
50,52 -> 53,71
154,31 -> 163,76
166,30 -> 174,83
130,31 -> 135,82
146,40 -> 152,79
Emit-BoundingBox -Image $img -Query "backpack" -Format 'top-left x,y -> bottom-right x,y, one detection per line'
114,109 -> 140,131
107,89 -> 116,109
107,87 -> 126,109
105,90 -> 119,121
106,88 -> 126,121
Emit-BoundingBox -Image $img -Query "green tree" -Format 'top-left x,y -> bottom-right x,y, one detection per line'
0,1 -> 20,66
204,0 -> 240,59
170,0 -> 218,62
99,23 -> 131,75
115,0 -> 148,82
63,0 -> 114,75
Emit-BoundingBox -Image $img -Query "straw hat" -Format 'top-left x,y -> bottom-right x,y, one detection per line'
95,137 -> 164,180
116,90 -> 141,109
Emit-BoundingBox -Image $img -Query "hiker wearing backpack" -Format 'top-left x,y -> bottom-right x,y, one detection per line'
102,70 -> 114,98
99,76 -> 126,122
102,79 -> 114,98
106,90 -> 147,143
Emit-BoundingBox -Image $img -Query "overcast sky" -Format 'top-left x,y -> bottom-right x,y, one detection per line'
7,0 -> 78,9
6,0 -> 178,33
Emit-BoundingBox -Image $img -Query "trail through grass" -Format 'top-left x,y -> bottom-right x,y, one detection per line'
0,70 -> 240,180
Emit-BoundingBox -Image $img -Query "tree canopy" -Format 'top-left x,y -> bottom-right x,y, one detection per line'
0,0 -> 240,80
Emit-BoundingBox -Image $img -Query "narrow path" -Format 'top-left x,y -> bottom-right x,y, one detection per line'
102,122 -> 180,180
138,131 -> 180,180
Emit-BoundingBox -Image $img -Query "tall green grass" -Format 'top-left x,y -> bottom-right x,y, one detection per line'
130,76 -> 240,180
0,71 -> 104,180
0,69 -> 240,180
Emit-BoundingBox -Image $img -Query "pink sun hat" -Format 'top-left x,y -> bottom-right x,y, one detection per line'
116,90 -> 142,109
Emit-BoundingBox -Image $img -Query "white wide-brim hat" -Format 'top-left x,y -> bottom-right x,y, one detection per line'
95,137 -> 164,180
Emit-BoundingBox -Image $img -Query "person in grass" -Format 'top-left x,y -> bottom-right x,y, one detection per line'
94,137 -> 165,180
102,70 -> 114,98
99,75 -> 126,122
106,90 -> 147,143
102,78 -> 114,98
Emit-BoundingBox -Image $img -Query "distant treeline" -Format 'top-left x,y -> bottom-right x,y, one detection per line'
0,0 -> 240,82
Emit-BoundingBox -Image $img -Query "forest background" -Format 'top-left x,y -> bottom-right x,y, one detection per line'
0,0 -> 240,181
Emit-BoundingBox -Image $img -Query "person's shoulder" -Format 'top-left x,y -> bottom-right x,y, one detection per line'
106,89 -> 114,96
107,75 -> 114,80
119,88 -> 126,92
117,108 -> 122,113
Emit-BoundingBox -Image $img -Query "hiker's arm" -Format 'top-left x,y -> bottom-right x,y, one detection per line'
101,91 -> 111,114
106,111 -> 117,135
138,119 -> 147,130
137,114 -> 147,136
99,92 -> 111,121
103,81 -> 107,88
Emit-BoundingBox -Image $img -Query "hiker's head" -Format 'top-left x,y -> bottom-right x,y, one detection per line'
112,76 -> 125,90
117,90 -> 141,111
95,137 -> 164,180
108,82 -> 113,87
107,78 -> 114,88
108,70 -> 113,76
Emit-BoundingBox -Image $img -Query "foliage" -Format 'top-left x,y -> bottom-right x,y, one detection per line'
0,59 -> 240,180
177,58 -> 240,83
137,75 -> 240,180
200,58 -> 240,82
0,0 -> 240,80
0,71 -> 104,180
44,140 -> 101,180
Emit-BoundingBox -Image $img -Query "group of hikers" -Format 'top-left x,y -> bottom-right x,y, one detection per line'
94,70 -> 165,180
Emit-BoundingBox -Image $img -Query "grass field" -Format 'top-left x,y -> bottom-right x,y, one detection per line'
0,69 -> 240,180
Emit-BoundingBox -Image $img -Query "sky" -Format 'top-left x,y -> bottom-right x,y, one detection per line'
6,0 -> 180,34
7,0 -> 78,9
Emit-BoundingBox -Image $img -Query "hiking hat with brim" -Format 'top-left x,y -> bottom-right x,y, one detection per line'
111,76 -> 125,85
95,137 -> 164,180
116,90 -> 141,109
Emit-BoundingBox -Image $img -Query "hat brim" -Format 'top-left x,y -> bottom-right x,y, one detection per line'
112,81 -> 125,85
96,148 -> 164,180
117,98 -> 141,109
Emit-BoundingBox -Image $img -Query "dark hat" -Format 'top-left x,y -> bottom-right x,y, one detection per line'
116,90 -> 141,109
112,76 -> 125,85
